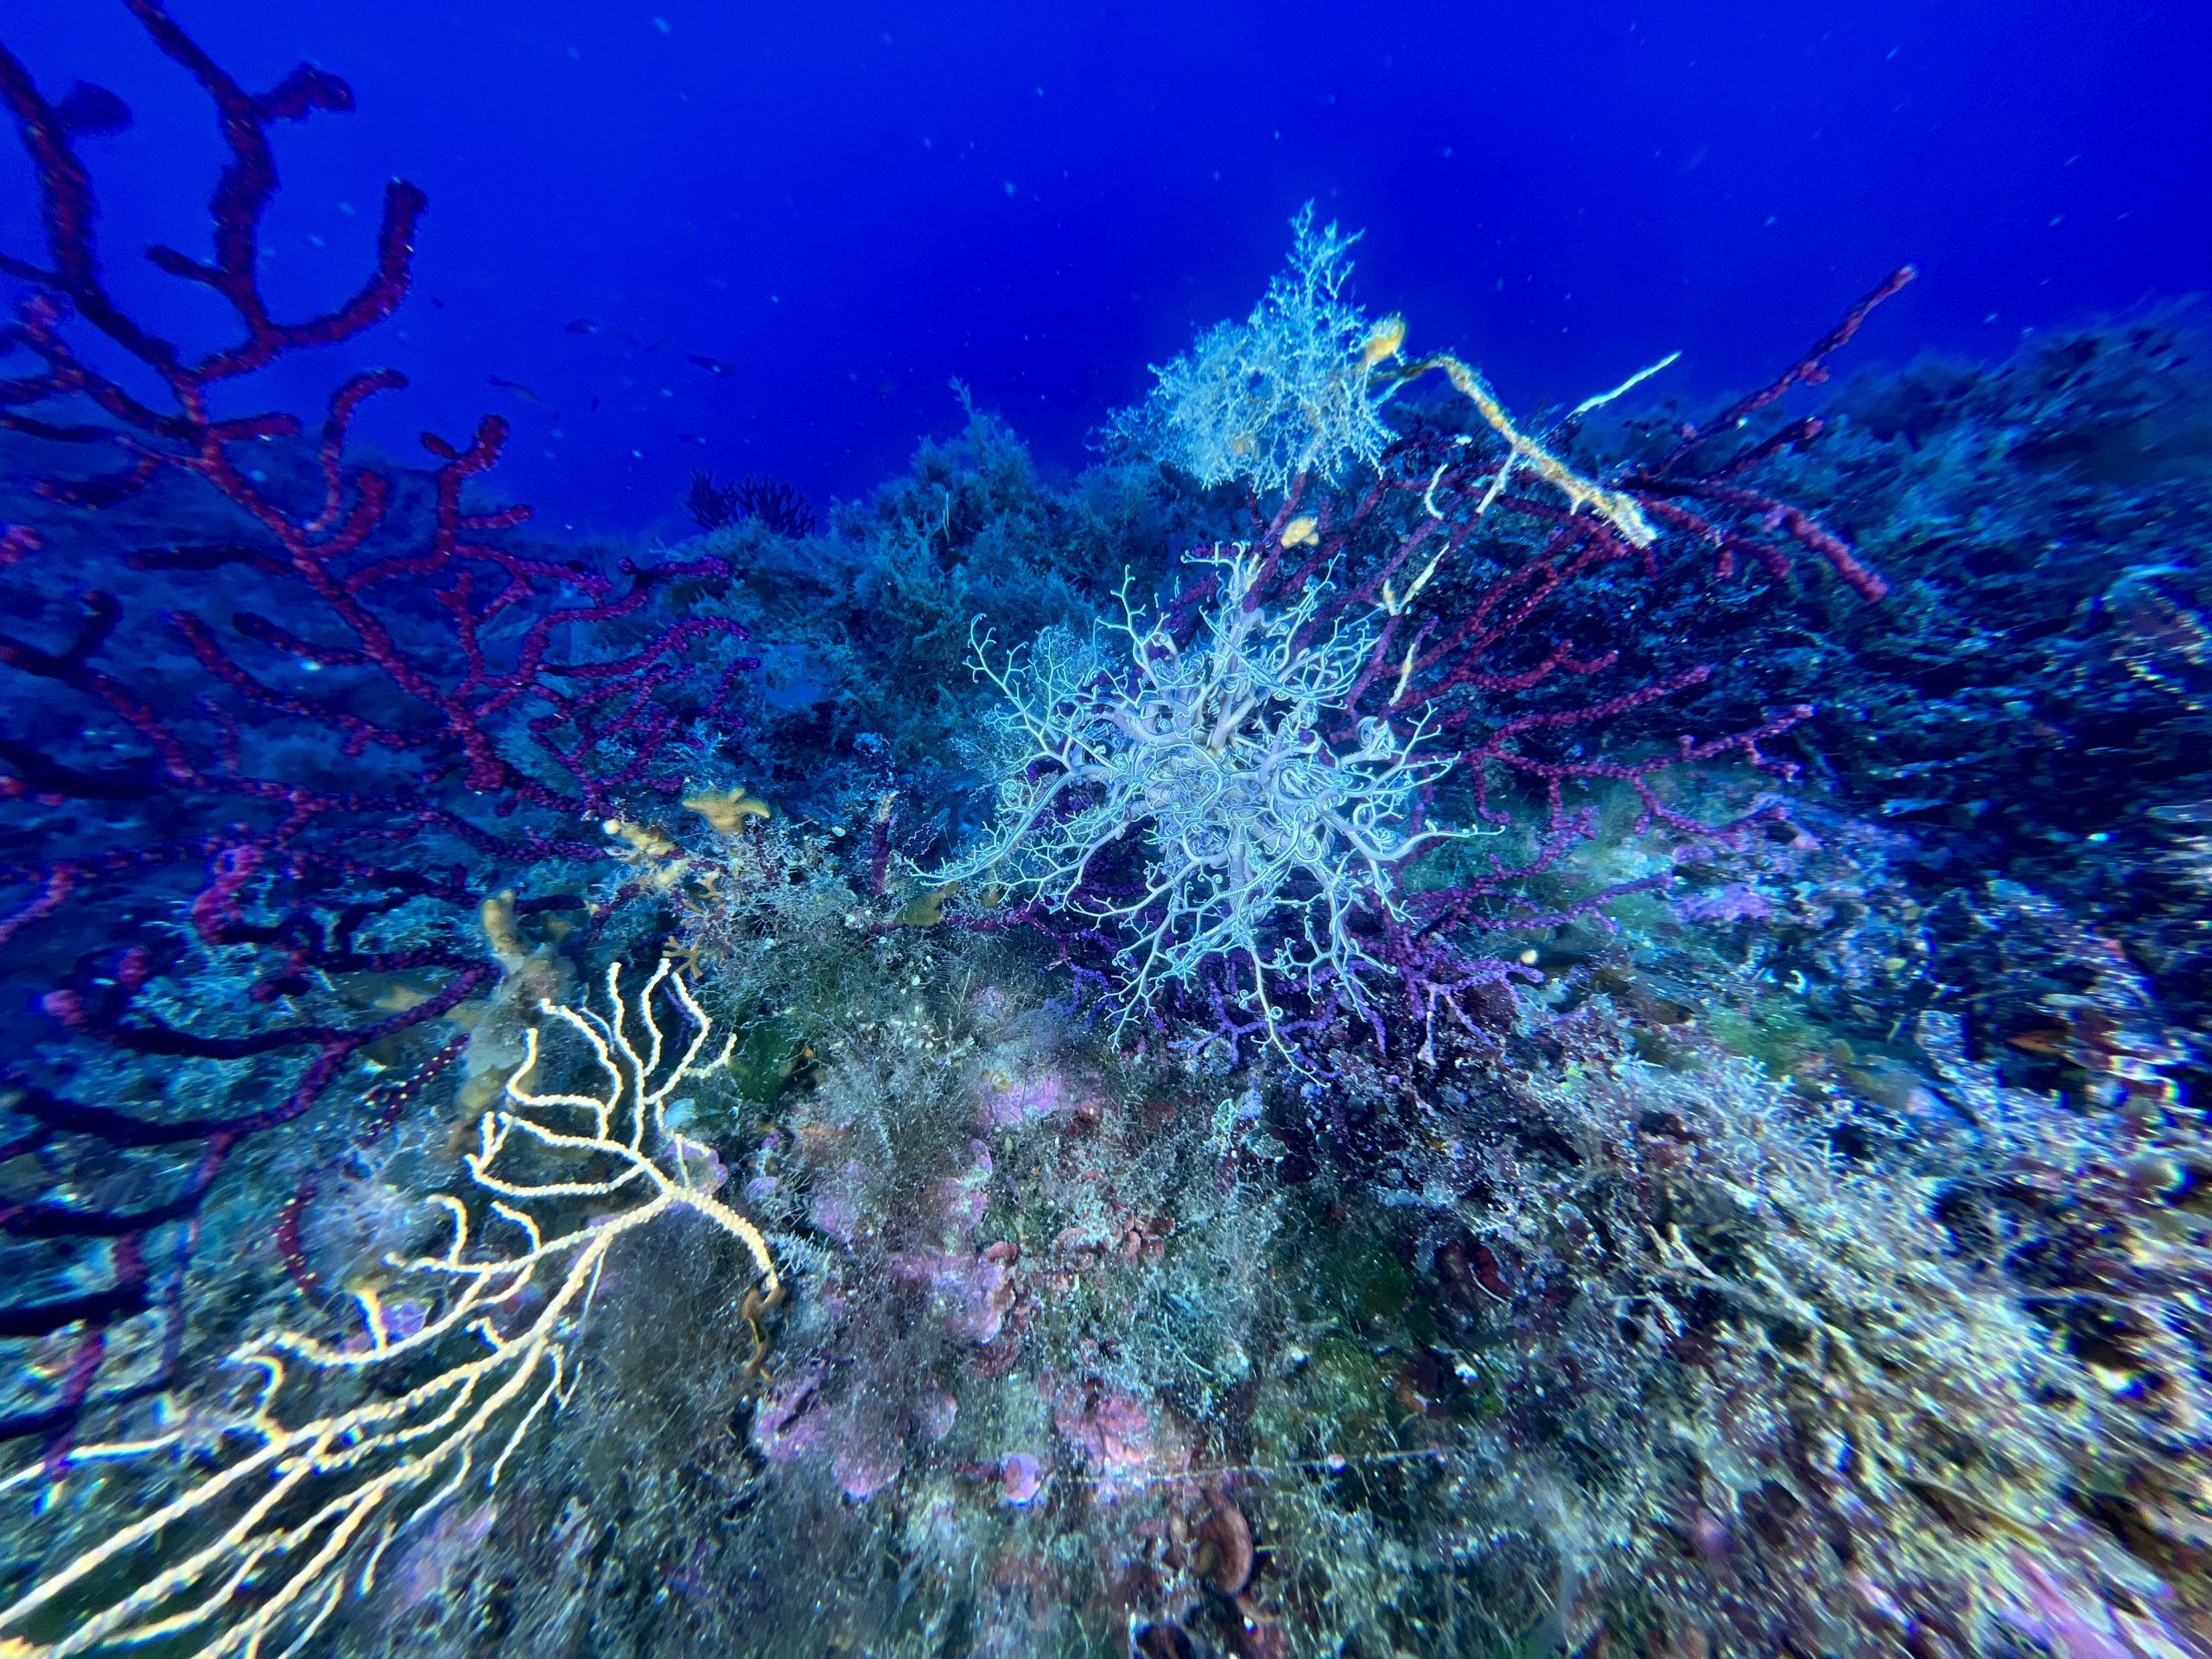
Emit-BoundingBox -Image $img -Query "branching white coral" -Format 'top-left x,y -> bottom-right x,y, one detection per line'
0,961 -> 777,1659
1110,204 -> 1665,548
1110,205 -> 1402,495
931,547 -> 1461,1039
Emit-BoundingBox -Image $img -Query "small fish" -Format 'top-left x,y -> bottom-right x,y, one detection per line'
564,318 -> 601,334
677,432 -> 709,445
54,81 -> 131,137
616,332 -> 664,353
589,395 -> 601,413
689,353 -> 739,377
486,374 -> 545,404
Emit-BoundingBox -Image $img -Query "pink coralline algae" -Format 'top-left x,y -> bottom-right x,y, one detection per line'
999,1452 -> 1045,1505
891,1241 -> 1019,1345
1051,1380 -> 1185,1502
925,1140 -> 995,1236
752,1361 -> 829,1465
749,1358 -> 907,1502
833,1445 -> 906,1503
340,1297 -> 427,1357
977,1068 -> 1087,1129
1995,1550 -> 2197,1659
919,1389 -> 960,1443
885,1140 -> 1020,1344
809,1160 -> 868,1245
384,1500 -> 499,1615
684,1141 -> 733,1196
1670,882 -> 1776,925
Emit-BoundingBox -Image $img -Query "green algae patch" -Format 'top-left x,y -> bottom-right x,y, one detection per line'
727,1010 -> 810,1103
1703,998 -> 1830,1075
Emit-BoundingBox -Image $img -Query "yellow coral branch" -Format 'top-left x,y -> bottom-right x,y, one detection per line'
1399,353 -> 1659,546
0,964 -> 777,1659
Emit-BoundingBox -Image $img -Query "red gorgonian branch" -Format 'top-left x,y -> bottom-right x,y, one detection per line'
0,2 -> 756,1460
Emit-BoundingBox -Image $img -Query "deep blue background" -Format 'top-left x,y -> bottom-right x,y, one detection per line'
3,1 -> 2206,539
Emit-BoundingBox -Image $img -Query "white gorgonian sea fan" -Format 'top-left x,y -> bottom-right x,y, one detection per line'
927,546 -> 1465,1040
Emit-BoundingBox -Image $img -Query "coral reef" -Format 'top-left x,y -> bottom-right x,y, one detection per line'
1,13 -> 2207,1659
920,213 -> 1904,1081
1584,308 -> 2212,1035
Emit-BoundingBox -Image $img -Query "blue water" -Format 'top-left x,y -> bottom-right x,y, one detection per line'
3,0 -> 2203,537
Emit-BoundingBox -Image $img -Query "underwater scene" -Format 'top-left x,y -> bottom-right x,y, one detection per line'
2,2 -> 2209,1655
